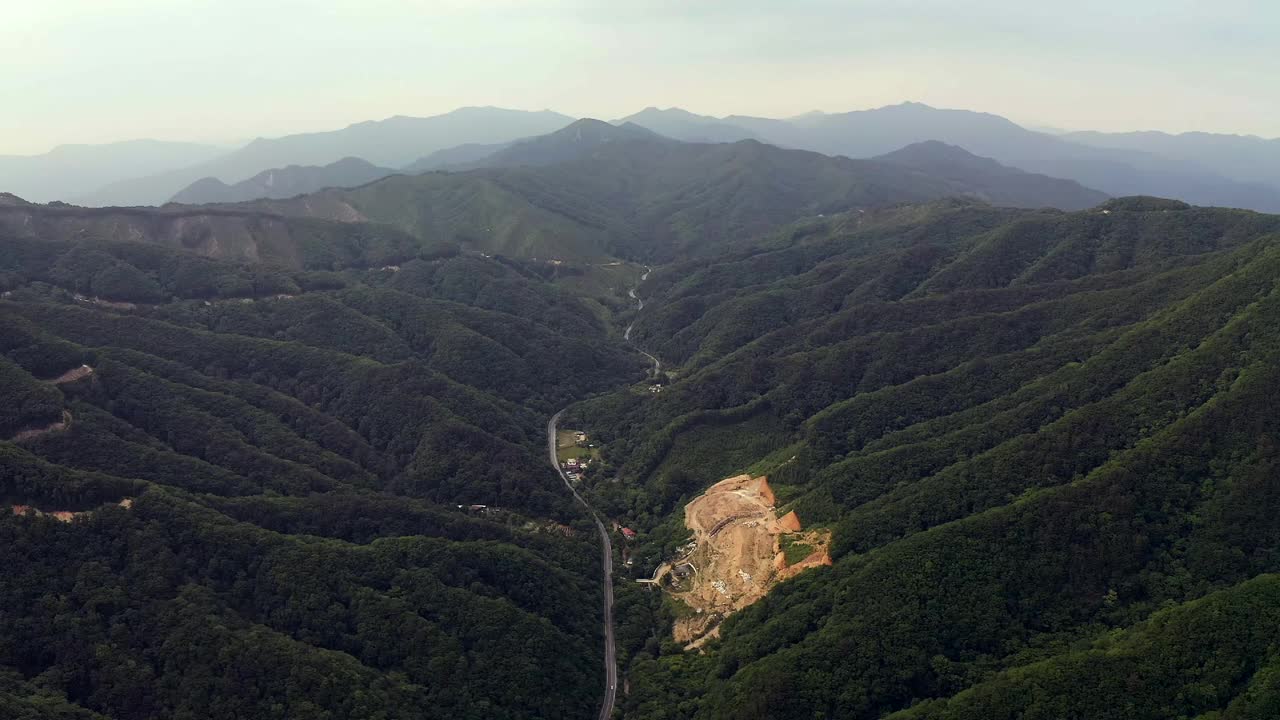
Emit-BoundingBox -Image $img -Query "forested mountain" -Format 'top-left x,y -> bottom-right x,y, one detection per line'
170,157 -> 395,205
564,197 -> 1280,718
0,215 -> 645,718
466,119 -> 670,168
7,105 -> 1280,719
403,141 -> 513,173
235,129 -> 1109,262
619,102 -> 1280,212
405,119 -> 671,173
874,141 -> 1108,210
0,195 -> 433,271
22,104 -> 1280,213
0,140 -> 226,205
75,108 -> 573,207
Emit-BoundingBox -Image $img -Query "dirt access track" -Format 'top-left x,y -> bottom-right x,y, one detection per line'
669,474 -> 830,647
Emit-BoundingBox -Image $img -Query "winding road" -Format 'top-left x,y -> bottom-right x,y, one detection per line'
624,267 -> 661,377
550,266 -> 661,719
547,410 -> 617,720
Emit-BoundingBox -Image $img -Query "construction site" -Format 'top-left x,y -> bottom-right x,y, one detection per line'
652,474 -> 831,648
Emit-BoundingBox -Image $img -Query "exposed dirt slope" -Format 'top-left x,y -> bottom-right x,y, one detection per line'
669,474 -> 830,647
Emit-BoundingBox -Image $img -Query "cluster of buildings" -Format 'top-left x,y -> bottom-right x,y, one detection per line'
561,455 -> 592,482
560,431 -> 596,482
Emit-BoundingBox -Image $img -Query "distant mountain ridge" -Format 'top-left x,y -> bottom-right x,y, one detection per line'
228,125 -> 1110,262
403,141 -> 513,173
873,140 -> 1109,209
613,107 -> 758,143
1063,129 -> 1280,190
617,102 -> 1280,212
404,119 -> 673,173
464,119 -> 672,168
12,102 -> 1280,213
75,107 -> 574,207
170,157 -> 396,205
0,139 -> 225,204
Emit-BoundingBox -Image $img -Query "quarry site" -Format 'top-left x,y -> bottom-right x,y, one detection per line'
656,474 -> 831,648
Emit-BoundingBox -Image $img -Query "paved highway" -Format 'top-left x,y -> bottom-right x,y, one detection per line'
550,267 -> 661,719
547,410 -> 617,720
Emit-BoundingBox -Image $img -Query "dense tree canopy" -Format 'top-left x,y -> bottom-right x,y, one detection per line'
6,194 -> 1280,718
0,242 -> 643,719
570,199 -> 1280,718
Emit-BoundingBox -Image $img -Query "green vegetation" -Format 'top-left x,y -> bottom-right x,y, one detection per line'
891,575 -> 1280,720
779,535 -> 814,565
0,203 -> 435,272
556,429 -> 601,464
0,236 -> 645,718
240,133 -> 1110,263
8,182 -> 1280,719
558,444 -> 599,462
572,199 -> 1280,719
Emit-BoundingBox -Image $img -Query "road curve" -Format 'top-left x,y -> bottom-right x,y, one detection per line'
548,410 -> 617,720
623,267 -> 660,377
551,266 -> 658,718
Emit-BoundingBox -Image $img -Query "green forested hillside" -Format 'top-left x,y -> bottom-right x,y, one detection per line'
0,235 -> 643,719
170,157 -> 395,205
238,132 -> 1109,262
7,189 -> 1280,719
0,199 -> 436,272
890,573 -> 1280,720
3,130 -> 1110,271
569,198 -> 1280,718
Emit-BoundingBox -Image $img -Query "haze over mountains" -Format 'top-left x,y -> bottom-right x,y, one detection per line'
164,118 -> 1102,262
76,107 -> 573,207
628,103 -> 1280,211
5,103 -> 1278,214
168,157 -> 396,205
0,140 -> 226,205
0,129 -> 1102,274
8,93 -> 1280,717
14,0 -> 1280,713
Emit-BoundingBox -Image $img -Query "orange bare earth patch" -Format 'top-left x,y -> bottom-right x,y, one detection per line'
9,410 -> 72,443
667,474 -> 830,648
11,498 -> 134,523
49,364 -> 94,384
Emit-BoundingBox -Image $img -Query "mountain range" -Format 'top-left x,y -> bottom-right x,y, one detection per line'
600,196 -> 1280,717
7,188 -> 1280,718
75,107 -> 573,206
621,103 -> 1280,211
210,118 -> 1106,261
5,97 -> 1280,717
1063,128 -> 1280,189
5,103 -> 1278,214
169,157 -> 396,205
0,139 -> 225,204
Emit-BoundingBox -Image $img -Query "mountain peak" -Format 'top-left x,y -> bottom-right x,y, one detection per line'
876,140 -> 994,165
628,106 -> 704,120
616,108 -> 758,143
546,118 -> 663,143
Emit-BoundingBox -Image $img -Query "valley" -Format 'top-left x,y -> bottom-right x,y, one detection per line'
5,103 -> 1280,720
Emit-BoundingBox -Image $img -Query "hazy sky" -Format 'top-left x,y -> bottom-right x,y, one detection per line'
4,0 -> 1278,154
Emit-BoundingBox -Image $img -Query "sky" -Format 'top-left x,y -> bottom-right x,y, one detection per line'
3,0 -> 1278,154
